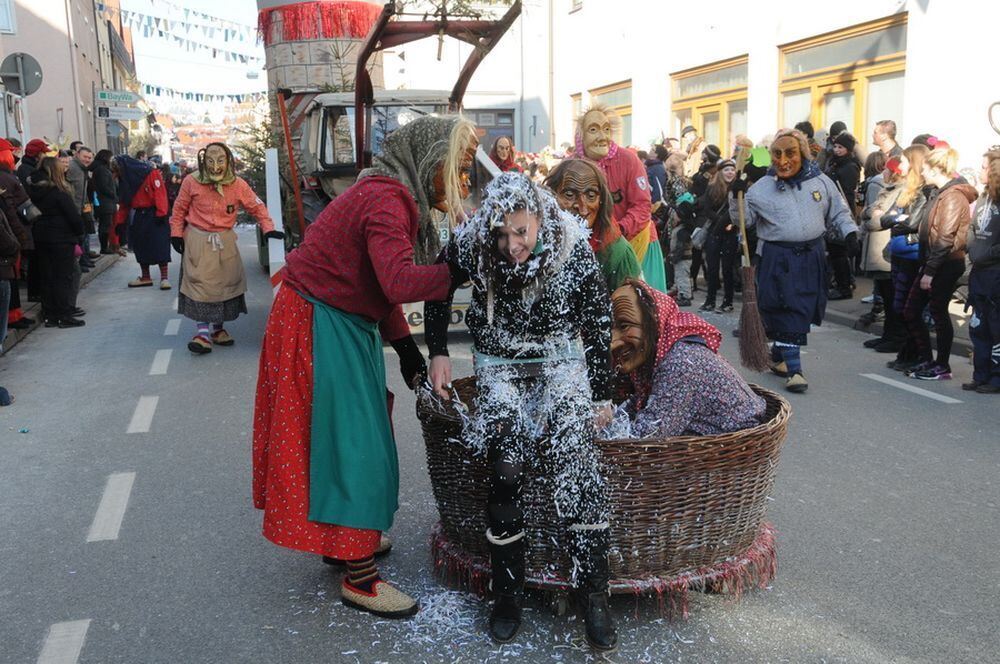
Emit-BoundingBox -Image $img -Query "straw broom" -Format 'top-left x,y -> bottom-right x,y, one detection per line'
734,148 -> 771,372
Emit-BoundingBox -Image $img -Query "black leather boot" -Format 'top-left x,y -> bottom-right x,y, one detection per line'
487,531 -> 525,644
571,529 -> 617,652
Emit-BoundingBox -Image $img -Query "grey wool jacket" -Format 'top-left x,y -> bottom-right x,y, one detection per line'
730,170 -> 857,247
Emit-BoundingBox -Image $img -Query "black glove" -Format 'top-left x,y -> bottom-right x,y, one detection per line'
263,230 -> 285,240
844,232 -> 860,257
729,176 -> 748,195
171,237 -> 185,254
389,335 -> 426,389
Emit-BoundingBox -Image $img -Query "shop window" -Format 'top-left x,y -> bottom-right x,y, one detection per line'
0,0 -> 15,33
778,14 -> 907,150
670,56 -> 748,156
589,81 -> 632,145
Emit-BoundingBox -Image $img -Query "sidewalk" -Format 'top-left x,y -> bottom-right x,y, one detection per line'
2,253 -> 121,355
822,274 -> 973,354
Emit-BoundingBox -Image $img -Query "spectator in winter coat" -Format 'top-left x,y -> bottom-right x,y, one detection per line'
697,159 -> 739,313
824,131 -> 863,300
25,157 -> 85,328
66,147 -> 97,269
964,147 -> 1000,394
730,128 -> 858,393
644,145 -> 668,207
0,138 -> 35,330
901,146 -> 977,381
817,120 -> 847,171
872,120 -> 903,159
16,138 -> 48,185
795,121 -> 823,160
90,150 -> 118,254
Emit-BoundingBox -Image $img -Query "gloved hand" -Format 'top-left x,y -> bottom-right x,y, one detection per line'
263,230 -> 285,240
389,335 -> 426,389
845,231 -> 860,257
171,237 -> 185,254
729,176 -> 749,195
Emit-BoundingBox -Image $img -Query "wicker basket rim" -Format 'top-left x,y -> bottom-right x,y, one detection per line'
418,378 -> 791,447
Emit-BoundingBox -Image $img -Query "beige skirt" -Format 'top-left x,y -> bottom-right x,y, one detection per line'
180,227 -> 247,303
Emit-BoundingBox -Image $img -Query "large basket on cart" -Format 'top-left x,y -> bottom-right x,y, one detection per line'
416,376 -> 791,617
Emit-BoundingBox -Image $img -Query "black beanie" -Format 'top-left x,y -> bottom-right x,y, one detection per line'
830,121 -> 847,137
833,132 -> 856,152
702,144 -> 721,164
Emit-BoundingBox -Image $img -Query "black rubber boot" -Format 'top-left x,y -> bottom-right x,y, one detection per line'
571,529 -> 617,652
488,534 -> 524,644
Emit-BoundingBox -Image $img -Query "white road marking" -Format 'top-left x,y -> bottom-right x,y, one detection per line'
36,619 -> 91,664
861,373 -> 963,404
86,472 -> 136,542
163,319 -> 181,336
126,396 -> 159,433
149,349 -> 172,376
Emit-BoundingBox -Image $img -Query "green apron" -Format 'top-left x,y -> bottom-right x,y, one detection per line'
304,294 -> 398,532
641,240 -> 667,292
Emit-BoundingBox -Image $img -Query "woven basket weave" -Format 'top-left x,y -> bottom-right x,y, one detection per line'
417,376 -> 791,585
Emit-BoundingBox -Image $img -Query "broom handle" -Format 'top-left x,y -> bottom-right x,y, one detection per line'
737,190 -> 752,267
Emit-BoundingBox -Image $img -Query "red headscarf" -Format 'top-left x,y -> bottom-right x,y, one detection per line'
628,279 -> 722,408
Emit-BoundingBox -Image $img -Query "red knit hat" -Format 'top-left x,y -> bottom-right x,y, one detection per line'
885,157 -> 903,175
24,138 -> 50,158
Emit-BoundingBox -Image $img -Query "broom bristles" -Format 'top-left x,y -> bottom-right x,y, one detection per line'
738,265 -> 772,372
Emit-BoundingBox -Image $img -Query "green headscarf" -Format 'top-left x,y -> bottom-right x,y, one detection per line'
358,115 -> 461,264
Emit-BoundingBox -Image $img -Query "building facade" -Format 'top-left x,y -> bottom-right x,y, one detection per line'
386,0 -> 999,169
0,0 -> 142,151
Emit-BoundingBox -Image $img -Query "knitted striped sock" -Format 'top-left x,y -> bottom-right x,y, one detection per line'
158,263 -> 169,280
196,322 -> 211,340
777,344 -> 802,375
345,556 -> 381,593
211,323 -> 224,333
140,264 -> 151,280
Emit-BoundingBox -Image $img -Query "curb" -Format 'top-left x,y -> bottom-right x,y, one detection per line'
2,254 -> 121,356
824,305 -> 974,356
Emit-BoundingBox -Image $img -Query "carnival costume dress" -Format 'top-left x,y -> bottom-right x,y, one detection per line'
253,119 -> 454,564
118,156 -> 170,270
731,160 -> 856,385
169,171 -> 273,328
574,140 -> 666,291
425,173 -> 616,648
619,281 -> 765,437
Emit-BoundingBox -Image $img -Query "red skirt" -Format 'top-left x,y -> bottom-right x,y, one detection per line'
252,287 -> 379,560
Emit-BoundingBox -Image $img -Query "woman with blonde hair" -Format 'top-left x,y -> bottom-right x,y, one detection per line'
25,156 -> 86,328
253,115 -> 478,619
963,148 -> 1000,393
900,146 -> 977,380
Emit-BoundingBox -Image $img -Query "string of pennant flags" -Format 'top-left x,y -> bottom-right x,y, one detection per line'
96,2 -> 264,65
141,83 -> 268,104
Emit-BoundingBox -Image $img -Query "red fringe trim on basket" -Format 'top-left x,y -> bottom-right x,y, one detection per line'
258,1 -> 381,46
430,522 -> 778,621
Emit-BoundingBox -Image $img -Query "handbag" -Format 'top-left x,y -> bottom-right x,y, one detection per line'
690,225 -> 708,250
17,198 -> 42,223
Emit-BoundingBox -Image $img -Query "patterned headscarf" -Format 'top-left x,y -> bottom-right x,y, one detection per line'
359,115 -> 463,263
627,279 -> 722,408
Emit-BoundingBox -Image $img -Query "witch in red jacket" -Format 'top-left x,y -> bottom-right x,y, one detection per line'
253,115 -> 478,619
116,156 -> 170,289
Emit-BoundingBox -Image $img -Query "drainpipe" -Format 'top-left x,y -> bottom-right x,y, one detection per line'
547,0 -> 554,149
63,0 -> 87,145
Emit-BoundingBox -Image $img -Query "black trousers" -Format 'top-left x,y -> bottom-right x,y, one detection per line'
34,243 -> 76,320
828,242 -> 853,294
96,211 -> 114,253
704,232 -> 738,305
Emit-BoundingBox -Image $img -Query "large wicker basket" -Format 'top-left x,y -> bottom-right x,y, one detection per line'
417,376 -> 791,604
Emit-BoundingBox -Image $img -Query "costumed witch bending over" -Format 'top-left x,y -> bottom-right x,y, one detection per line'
426,172 -> 618,652
169,143 -> 283,354
253,116 -> 479,619
730,128 -> 859,393
574,103 -> 667,292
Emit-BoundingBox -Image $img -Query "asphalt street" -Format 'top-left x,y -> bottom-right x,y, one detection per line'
1,228 -> 997,664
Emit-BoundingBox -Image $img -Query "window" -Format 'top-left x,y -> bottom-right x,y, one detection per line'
588,81 -> 632,145
670,56 -> 748,156
0,0 -> 15,33
778,14 -> 907,150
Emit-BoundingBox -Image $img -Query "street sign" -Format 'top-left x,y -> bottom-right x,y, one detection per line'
0,53 -> 43,96
97,89 -> 139,104
97,106 -> 146,121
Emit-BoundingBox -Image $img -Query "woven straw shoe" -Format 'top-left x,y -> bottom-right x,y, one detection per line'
211,329 -> 235,346
341,579 -> 418,619
785,373 -> 808,393
769,361 -> 789,378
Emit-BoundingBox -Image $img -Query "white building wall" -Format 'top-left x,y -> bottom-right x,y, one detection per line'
388,0 -> 998,170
